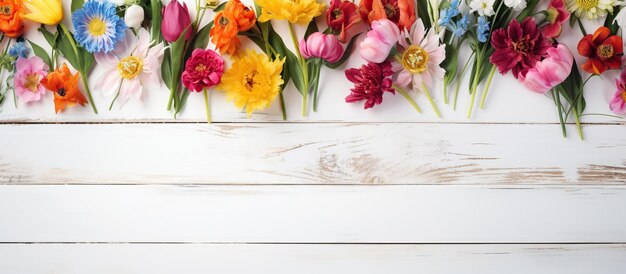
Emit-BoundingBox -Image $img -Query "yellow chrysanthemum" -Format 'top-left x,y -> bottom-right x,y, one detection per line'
567,0 -> 616,19
256,0 -> 326,25
219,50 -> 285,116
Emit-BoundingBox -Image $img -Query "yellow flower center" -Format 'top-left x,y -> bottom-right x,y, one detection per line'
332,8 -> 343,19
402,45 -> 429,73
621,91 -> 626,102
576,0 -> 599,10
117,56 -> 144,80
597,44 -> 614,60
195,64 -> 207,72
0,5 -> 12,16
88,18 -> 107,36
243,71 -> 258,91
24,74 -> 40,92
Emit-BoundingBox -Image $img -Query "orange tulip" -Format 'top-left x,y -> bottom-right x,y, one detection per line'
358,0 -> 415,30
224,0 -> 256,31
40,64 -> 87,113
210,11 -> 241,55
0,0 -> 24,38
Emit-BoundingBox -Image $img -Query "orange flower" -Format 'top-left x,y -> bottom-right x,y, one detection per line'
224,0 -> 256,31
0,0 -> 24,38
40,64 -> 87,113
359,0 -> 415,30
210,11 -> 240,55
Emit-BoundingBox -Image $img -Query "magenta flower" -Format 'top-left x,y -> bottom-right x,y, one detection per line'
345,61 -> 395,109
359,19 -> 400,63
299,32 -> 344,63
181,49 -> 225,92
518,44 -> 573,94
161,0 -> 192,42
610,68 -> 626,114
14,56 -> 49,103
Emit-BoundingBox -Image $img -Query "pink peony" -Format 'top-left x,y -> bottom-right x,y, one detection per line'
359,19 -> 400,63
610,68 -> 626,114
345,61 -> 395,109
181,48 -> 225,92
518,44 -> 573,94
161,0 -> 192,42
14,56 -> 49,103
299,32 -> 344,63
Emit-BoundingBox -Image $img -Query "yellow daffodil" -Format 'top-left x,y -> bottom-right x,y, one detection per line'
256,0 -> 325,25
219,50 -> 285,116
22,0 -> 63,25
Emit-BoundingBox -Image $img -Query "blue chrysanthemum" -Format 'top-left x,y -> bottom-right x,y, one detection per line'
72,0 -> 127,53
477,16 -> 490,43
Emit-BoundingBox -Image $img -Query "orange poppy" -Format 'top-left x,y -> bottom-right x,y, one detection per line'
0,0 -> 24,38
578,26 -> 623,75
40,64 -> 88,113
358,0 -> 415,30
210,11 -> 240,55
224,0 -> 256,31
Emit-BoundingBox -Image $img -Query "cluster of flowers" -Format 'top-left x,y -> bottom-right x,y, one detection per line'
1,0 -> 625,137
347,0 -> 626,139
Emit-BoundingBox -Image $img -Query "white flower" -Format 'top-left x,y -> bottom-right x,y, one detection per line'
125,4 -> 145,30
504,0 -> 527,10
108,0 -> 139,6
470,0 -> 496,17
392,19 -> 446,91
566,0 -> 619,19
95,28 -> 165,105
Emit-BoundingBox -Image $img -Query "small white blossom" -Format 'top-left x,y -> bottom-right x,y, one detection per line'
504,0 -> 527,11
470,0 -> 496,17
125,4 -> 145,30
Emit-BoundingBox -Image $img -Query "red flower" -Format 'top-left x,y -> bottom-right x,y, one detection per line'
327,0 -> 361,43
542,0 -> 570,39
345,61 -> 395,109
490,18 -> 552,79
359,0 -> 415,30
181,49 -> 225,92
578,26 -> 623,75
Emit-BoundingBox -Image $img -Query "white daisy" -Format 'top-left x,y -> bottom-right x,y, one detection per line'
567,0 -> 619,19
470,0 -> 496,17
504,0 -> 527,11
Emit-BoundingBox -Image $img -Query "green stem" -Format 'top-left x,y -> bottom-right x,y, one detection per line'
467,54 -> 481,119
443,81 -> 448,105
421,83 -> 441,118
109,79 -> 123,111
479,65 -> 496,109
553,89 -> 567,138
312,61 -> 322,112
574,111 -> 584,140
203,88 -> 211,124
454,52 -> 474,111
288,23 -> 309,117
393,84 -> 422,113
577,19 -> 587,36
279,91 -> 287,121
60,23 -> 98,114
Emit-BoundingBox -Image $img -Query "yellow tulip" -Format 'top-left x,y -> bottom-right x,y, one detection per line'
22,0 -> 63,25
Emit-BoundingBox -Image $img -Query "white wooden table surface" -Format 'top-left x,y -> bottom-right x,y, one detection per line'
1,1 -> 625,273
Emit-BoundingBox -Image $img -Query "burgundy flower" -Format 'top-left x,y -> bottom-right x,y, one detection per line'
489,18 -> 552,78
345,61 -> 395,109
327,0 -> 361,43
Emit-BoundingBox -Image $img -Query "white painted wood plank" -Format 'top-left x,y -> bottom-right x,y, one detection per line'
0,6 -> 621,123
1,244 -> 625,274
1,123 -> 624,185
1,185 -> 625,243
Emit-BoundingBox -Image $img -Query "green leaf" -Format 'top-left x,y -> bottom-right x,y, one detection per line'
516,0 -> 540,21
38,26 -> 59,50
416,0 -> 431,29
442,43 -> 459,85
325,33 -> 360,69
185,21 -> 214,60
304,19 -> 319,39
55,25 -> 80,70
28,40 -> 53,69
267,24 -> 304,95
214,1 -> 227,11
150,0 -> 164,44
71,0 -> 84,13
604,6 -> 621,35
161,48 -> 172,88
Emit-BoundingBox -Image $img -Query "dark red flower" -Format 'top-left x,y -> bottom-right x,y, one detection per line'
578,26 -> 623,75
489,18 -> 552,78
345,61 -> 395,109
327,0 -> 361,43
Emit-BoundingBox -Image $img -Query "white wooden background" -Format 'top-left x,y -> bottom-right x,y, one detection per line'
1,0 -> 625,272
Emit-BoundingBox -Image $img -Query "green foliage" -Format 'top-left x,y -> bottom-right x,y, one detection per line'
28,40 -> 53,69
71,0 -> 84,13
604,6 -> 621,35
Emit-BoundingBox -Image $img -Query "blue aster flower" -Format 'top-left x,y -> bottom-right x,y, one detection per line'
8,42 -> 29,59
439,0 -> 461,26
477,16 -> 490,43
453,15 -> 470,38
72,0 -> 127,53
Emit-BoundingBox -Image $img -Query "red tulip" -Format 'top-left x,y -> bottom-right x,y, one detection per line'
161,0 -> 192,42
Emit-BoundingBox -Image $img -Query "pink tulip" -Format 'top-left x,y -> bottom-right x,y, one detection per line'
359,19 -> 400,63
518,44 -> 573,94
299,32 -> 344,63
161,0 -> 192,43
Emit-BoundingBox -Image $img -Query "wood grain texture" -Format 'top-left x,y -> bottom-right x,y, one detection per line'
1,185 -> 625,243
0,123 -> 624,185
1,244 -> 625,274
